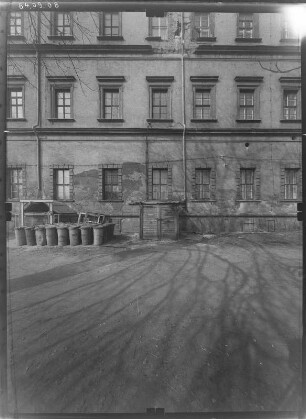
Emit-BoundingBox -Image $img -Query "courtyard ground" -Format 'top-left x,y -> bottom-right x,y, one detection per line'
6,230 -> 302,414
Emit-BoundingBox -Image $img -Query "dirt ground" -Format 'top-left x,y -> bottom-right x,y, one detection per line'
6,230 -> 302,414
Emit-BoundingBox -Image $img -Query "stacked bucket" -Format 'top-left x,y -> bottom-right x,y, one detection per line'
15,223 -> 116,247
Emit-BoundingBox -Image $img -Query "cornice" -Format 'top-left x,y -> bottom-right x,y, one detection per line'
8,44 -> 154,55
195,45 -> 300,56
5,127 -> 301,137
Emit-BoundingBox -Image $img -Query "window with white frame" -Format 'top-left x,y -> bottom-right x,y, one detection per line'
103,169 -> 120,200
47,76 -> 75,120
7,167 -> 23,200
148,16 -> 168,40
280,77 -> 301,121
283,90 -> 298,120
195,168 -> 211,200
147,76 -> 173,122
194,89 -> 211,119
97,76 -> 125,121
193,13 -> 213,38
190,76 -> 218,121
237,13 -> 254,38
98,165 -> 123,201
152,168 -> 168,200
54,168 -> 71,200
100,12 -> 121,37
7,87 -> 24,119
284,168 -> 299,200
52,12 -> 72,36
281,17 -> 299,40
55,89 -> 71,119
235,77 -> 263,122
239,89 -> 255,120
9,12 -> 23,36
240,168 -> 255,200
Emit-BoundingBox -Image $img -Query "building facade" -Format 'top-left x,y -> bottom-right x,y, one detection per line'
6,9 -> 302,234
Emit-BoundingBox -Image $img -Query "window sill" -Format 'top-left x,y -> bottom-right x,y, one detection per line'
47,35 -> 75,40
235,37 -> 262,43
280,38 -> 299,43
55,199 -> 75,202
280,199 -> 298,202
191,119 -> 218,123
280,119 -> 301,123
147,118 -> 173,123
99,200 -> 124,202
97,118 -> 124,123
191,199 -> 217,203
145,36 -> 163,41
236,200 -> 261,202
97,36 -> 124,41
7,118 -> 27,121
236,119 -> 261,123
7,35 -> 26,41
196,37 -> 216,42
48,118 -> 75,122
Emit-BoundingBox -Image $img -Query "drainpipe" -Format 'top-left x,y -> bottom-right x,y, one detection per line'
181,12 -> 187,202
32,11 -> 42,198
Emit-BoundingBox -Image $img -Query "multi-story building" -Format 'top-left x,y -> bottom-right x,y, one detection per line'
6,9 -> 302,237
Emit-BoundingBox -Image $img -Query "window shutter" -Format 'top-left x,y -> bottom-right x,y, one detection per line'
210,13 -> 215,37
280,166 -> 285,200
69,168 -> 74,200
99,12 -> 104,35
210,168 -> 216,200
253,13 -> 259,38
255,167 -> 261,200
22,166 -> 26,199
190,13 -> 198,41
167,166 -> 172,199
6,168 -> 10,199
236,168 -> 242,200
191,167 -> 197,199
50,167 -> 55,199
298,168 -> 302,200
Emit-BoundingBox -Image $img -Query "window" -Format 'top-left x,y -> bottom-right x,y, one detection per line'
193,13 -> 214,38
190,76 -> 218,122
237,14 -> 253,38
97,76 -> 125,122
152,89 -> 169,119
148,16 -> 168,40
103,169 -> 120,200
240,169 -> 255,200
283,90 -> 298,120
9,12 -> 23,36
147,76 -> 174,122
236,13 -> 260,41
99,165 -> 123,201
48,76 -> 75,121
55,89 -> 71,119
284,169 -> 298,200
152,168 -> 168,200
102,89 -> 120,119
281,17 -> 299,40
100,12 -> 121,37
194,89 -> 211,119
195,169 -> 211,200
7,87 -> 24,119
239,89 -> 254,120
54,169 -> 71,200
235,77 -> 263,122
52,12 -> 72,36
7,168 -> 23,200
279,78 -> 301,122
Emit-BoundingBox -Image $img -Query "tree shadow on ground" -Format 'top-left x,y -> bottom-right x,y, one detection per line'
7,234 -> 302,413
